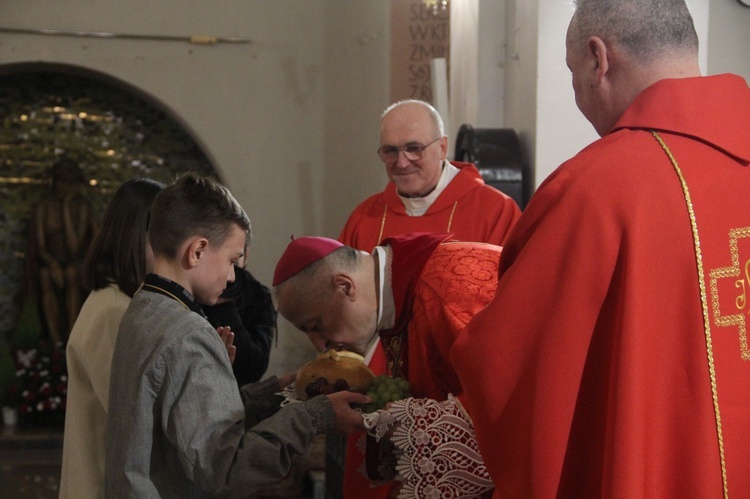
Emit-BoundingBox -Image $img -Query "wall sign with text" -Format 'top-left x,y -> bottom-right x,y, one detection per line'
390,0 -> 450,103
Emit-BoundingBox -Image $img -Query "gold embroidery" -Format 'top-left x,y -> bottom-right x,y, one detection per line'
651,131 -> 729,499
736,264 -> 747,312
378,204 -> 387,245
385,334 -> 406,378
736,261 -> 748,312
708,226 -> 750,362
446,201 -> 457,232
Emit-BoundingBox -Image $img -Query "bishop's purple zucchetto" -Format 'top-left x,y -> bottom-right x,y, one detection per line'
272,236 -> 344,286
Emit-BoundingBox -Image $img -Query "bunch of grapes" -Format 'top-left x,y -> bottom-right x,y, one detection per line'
362,375 -> 411,413
304,377 -> 365,398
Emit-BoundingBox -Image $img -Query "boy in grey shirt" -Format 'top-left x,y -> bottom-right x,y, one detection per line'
106,173 -> 368,498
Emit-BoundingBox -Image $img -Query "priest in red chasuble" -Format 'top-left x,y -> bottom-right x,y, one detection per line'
452,0 -> 750,497
337,98 -> 520,498
273,233 -> 500,498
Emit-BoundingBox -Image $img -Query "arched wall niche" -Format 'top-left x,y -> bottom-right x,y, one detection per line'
0,61 -> 221,179
0,62 -> 218,345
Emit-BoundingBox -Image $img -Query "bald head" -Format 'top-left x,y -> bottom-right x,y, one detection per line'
381,99 -> 445,137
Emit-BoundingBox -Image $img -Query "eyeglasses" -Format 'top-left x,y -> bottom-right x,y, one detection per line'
377,137 -> 441,163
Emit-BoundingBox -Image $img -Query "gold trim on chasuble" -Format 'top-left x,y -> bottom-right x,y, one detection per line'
651,131 -> 730,499
384,334 -> 406,379
379,244 -> 407,379
709,226 -> 750,361
377,201 -> 458,244
377,200 -> 458,376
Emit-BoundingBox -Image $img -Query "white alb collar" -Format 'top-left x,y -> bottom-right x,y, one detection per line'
399,160 -> 460,216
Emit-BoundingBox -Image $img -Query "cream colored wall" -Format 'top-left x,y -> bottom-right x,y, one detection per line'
0,0 -> 391,375
707,0 -> 750,78
534,0 -> 598,190
503,0 -> 539,187
512,0 -> 730,192
476,0 -> 507,128
0,0 -> 746,376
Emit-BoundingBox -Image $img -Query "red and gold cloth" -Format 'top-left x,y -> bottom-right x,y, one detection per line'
452,74 -> 750,498
383,234 -> 500,403
339,163 -> 518,498
338,162 -> 521,252
344,233 -> 501,497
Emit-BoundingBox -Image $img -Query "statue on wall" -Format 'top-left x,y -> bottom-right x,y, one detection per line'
31,159 -> 97,344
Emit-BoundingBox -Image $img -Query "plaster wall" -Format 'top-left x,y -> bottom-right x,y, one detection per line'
503,0 -> 539,186
707,0 -> 750,78
476,0 -> 507,129
531,0 -> 712,191
0,0 -> 391,374
0,0 -> 746,376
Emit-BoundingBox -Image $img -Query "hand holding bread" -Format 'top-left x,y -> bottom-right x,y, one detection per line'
295,349 -> 375,400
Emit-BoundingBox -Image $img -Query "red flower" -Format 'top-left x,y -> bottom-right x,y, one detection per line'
12,342 -> 68,424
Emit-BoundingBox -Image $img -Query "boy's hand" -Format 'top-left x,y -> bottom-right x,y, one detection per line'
327,391 -> 370,434
215,326 -> 236,364
277,371 -> 297,390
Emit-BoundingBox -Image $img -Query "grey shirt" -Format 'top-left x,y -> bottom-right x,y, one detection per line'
105,291 -> 335,498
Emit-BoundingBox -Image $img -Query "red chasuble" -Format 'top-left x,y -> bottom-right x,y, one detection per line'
343,233 -> 502,497
338,162 -> 521,251
452,74 -> 750,498
339,164 -> 518,498
380,233 -> 501,403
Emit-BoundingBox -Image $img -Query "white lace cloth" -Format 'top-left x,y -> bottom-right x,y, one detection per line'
362,395 -> 494,499
278,383 -> 301,406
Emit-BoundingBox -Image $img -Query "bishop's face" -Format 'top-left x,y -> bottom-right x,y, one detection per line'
276,279 -> 378,356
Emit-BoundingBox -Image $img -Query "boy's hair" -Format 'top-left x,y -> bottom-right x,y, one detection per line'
82,177 -> 165,297
149,172 -> 251,259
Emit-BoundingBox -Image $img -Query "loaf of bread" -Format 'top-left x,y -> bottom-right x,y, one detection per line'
295,349 -> 375,400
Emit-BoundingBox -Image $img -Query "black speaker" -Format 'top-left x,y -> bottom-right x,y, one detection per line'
455,124 -> 531,209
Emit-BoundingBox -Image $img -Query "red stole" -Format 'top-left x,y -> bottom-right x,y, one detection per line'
378,232 -> 452,379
